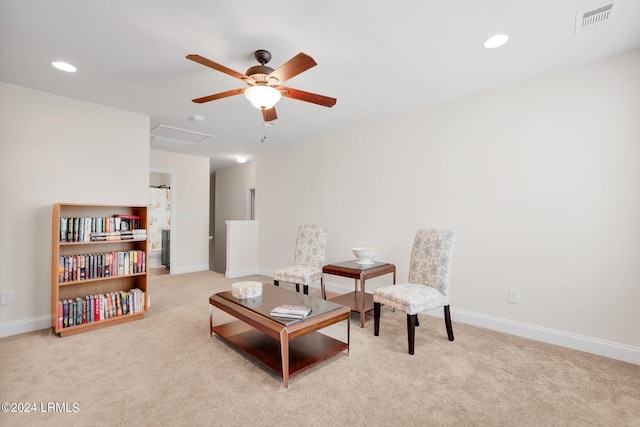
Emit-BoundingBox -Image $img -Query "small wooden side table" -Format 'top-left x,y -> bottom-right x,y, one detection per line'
323,260 -> 396,328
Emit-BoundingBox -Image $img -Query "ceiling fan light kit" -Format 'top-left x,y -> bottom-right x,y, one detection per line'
244,84 -> 282,110
186,49 -> 336,122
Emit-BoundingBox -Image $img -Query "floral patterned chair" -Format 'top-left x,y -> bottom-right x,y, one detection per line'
373,229 -> 457,355
273,225 -> 328,298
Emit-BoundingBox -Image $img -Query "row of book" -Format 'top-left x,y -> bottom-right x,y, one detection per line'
57,289 -> 145,329
58,250 -> 146,283
60,214 -> 143,242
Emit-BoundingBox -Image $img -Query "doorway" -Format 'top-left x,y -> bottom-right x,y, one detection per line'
248,187 -> 255,220
149,170 -> 175,273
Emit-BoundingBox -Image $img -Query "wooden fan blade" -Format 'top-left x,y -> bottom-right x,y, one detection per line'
280,86 -> 337,107
192,88 -> 245,104
268,53 -> 317,83
186,54 -> 247,80
262,107 -> 277,122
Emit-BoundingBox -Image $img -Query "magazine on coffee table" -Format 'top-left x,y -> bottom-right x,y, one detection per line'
270,304 -> 312,319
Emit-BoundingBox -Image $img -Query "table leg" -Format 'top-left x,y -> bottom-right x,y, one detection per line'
347,316 -> 351,354
280,329 -> 289,388
209,304 -> 213,337
360,272 -> 366,328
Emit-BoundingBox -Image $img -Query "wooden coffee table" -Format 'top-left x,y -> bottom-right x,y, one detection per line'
323,260 -> 396,328
209,285 -> 350,388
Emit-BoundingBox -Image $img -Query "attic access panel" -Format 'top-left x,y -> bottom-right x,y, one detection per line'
150,125 -> 214,145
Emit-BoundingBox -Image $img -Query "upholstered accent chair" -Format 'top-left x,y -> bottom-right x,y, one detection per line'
373,229 -> 457,355
273,225 -> 328,298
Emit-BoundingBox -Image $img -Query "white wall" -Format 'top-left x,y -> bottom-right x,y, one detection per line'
225,220 -> 259,278
150,150 -> 210,274
214,162 -> 255,273
256,50 -> 640,362
150,172 -> 171,187
0,82 -> 149,337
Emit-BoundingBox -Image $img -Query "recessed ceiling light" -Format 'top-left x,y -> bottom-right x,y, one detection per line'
51,61 -> 77,72
483,34 -> 509,49
236,156 -> 248,164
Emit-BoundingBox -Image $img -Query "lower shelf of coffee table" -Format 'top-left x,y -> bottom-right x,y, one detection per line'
212,320 -> 348,378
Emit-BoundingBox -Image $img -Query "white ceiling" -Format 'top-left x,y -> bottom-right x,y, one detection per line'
2,1 -> 639,172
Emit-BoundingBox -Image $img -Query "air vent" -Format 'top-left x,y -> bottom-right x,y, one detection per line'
575,2 -> 614,34
150,125 -> 214,144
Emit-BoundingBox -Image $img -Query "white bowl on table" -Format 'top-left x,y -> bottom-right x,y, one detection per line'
231,281 -> 263,299
352,247 -> 377,265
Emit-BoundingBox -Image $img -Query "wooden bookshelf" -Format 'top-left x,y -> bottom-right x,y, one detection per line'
51,203 -> 149,337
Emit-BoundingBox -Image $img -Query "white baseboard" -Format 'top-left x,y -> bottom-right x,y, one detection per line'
0,315 -> 51,339
256,268 -> 274,277
226,268 -> 261,279
169,264 -> 209,275
445,309 -> 640,365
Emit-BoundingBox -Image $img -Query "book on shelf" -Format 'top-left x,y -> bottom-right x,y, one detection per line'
105,293 -> 112,319
75,297 -> 83,326
68,299 -> 75,327
57,301 -> 63,330
59,214 -> 145,242
58,250 -> 146,283
73,218 -> 79,242
92,295 -> 99,322
57,288 -> 145,329
270,304 -> 312,319
116,292 -> 122,316
60,219 -> 68,242
62,300 -> 69,328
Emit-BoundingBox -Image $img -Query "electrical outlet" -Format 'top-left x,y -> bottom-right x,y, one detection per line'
1,290 -> 15,305
508,289 -> 520,304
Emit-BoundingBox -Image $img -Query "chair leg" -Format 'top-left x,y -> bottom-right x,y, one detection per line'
407,314 -> 417,355
444,305 -> 454,341
274,280 -> 279,287
374,302 -> 381,336
415,314 -> 419,327
303,284 -> 309,295
295,283 -> 300,293
321,276 -> 326,300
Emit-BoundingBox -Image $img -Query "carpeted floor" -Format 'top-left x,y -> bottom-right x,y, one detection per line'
1,270 -> 639,426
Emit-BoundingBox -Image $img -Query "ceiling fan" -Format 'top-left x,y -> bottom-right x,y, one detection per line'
186,49 -> 336,122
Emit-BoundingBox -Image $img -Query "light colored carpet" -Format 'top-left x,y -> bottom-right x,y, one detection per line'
1,270 -> 639,426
